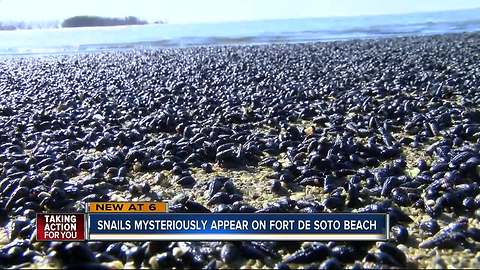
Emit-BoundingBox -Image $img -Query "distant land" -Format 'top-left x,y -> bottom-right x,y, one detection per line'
0,20 -> 60,30
0,16 -> 165,31
62,16 -> 164,28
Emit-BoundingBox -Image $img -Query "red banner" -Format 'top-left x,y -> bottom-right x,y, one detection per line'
36,213 -> 85,241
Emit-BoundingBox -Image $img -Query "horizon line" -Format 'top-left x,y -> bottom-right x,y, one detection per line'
0,6 -> 479,26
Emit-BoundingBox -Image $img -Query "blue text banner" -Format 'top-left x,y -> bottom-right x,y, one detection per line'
88,213 -> 388,241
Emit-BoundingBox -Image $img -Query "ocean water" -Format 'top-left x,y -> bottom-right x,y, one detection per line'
1,8 -> 480,55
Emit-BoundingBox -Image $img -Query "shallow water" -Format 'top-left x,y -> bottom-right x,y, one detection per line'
1,8 -> 480,55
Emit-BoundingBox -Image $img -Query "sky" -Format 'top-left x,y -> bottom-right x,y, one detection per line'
0,0 -> 479,24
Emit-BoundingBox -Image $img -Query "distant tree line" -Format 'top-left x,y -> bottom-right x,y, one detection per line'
0,16 -> 164,31
0,24 -> 17,31
0,21 -> 59,30
61,16 -> 149,28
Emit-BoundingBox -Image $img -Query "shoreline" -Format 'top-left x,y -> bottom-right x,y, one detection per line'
1,29 -> 480,58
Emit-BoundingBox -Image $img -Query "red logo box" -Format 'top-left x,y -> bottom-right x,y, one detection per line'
36,213 -> 85,241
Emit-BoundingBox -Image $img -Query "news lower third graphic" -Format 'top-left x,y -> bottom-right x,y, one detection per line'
36,202 -> 389,241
